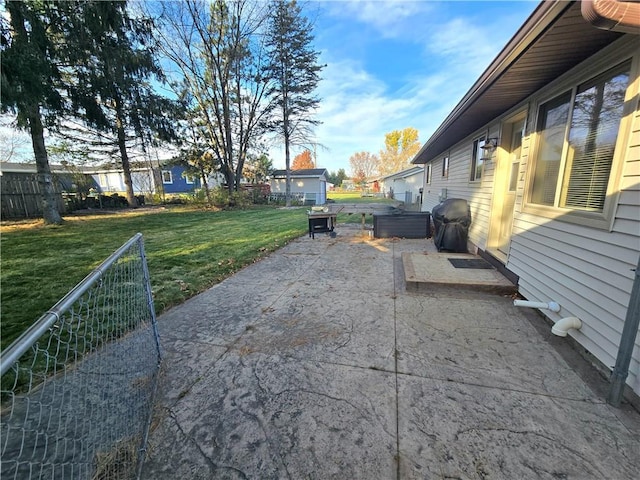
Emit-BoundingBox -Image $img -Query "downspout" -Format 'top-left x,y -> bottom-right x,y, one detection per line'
551,317 -> 582,337
514,300 -> 560,312
514,299 -> 583,336
581,0 -> 640,34
608,256 -> 640,407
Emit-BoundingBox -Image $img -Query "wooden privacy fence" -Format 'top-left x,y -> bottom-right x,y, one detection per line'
0,174 -> 66,220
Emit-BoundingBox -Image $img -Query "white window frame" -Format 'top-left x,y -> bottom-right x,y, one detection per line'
426,164 -> 432,185
523,59 -> 633,230
162,170 -> 173,184
469,136 -> 486,183
442,156 -> 449,179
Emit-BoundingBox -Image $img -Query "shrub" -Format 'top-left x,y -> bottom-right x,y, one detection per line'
210,187 -> 252,209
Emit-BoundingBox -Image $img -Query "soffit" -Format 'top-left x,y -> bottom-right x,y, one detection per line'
414,1 -> 624,164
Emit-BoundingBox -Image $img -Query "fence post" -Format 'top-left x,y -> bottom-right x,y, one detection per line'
136,234 -> 163,478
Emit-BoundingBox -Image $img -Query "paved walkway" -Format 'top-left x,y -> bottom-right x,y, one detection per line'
141,225 -> 640,479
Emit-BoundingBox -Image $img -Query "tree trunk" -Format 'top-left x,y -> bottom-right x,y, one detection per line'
199,165 -> 212,204
285,135 -> 291,207
283,106 -> 292,207
29,108 -> 63,225
114,99 -> 137,207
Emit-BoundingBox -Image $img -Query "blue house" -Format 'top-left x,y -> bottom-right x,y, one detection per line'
90,164 -> 202,195
160,165 -> 202,194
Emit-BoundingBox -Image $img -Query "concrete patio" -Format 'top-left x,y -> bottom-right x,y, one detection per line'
140,223 -> 640,479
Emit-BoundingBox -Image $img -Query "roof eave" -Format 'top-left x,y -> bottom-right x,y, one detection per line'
413,0 -> 571,164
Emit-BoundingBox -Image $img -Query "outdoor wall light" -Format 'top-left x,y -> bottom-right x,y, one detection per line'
480,137 -> 498,162
481,137 -> 499,151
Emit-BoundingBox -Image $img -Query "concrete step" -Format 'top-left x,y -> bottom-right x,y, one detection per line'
402,252 -> 517,295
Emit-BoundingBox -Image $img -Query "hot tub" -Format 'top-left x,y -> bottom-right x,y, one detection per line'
373,211 -> 431,238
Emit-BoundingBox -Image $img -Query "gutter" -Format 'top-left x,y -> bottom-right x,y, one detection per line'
581,0 -> 640,33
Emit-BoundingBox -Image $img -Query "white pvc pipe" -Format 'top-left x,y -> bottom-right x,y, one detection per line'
551,317 -> 582,337
513,299 -> 561,313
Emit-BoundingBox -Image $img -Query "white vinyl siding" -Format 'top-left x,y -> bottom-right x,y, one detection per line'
422,131 -> 499,252
508,40 -> 640,394
420,36 -> 640,395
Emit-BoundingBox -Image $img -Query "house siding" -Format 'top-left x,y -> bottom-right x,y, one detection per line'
422,36 -> 640,395
380,168 -> 424,204
508,40 -> 640,395
162,165 -> 201,194
422,143 -> 497,251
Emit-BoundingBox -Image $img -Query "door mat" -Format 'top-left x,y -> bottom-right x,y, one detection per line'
448,258 -> 494,269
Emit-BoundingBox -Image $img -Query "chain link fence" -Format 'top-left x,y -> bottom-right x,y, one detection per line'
1,233 -> 161,479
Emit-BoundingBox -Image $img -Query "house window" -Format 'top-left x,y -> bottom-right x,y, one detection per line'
442,157 -> 449,178
426,164 -> 432,184
529,62 -> 630,213
184,175 -> 195,184
470,136 -> 485,182
162,170 -> 173,184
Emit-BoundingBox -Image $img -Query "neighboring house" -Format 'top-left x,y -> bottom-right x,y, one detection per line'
269,169 -> 328,205
91,164 -> 202,195
412,0 -> 640,398
378,166 -> 424,204
341,179 -> 356,191
91,165 -> 156,195
159,165 -> 202,194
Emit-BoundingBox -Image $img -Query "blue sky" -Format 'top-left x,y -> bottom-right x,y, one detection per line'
2,0 -> 540,175
275,0 -> 539,174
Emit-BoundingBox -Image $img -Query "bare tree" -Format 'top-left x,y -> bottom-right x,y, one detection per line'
156,0 -> 274,202
349,151 -> 379,180
0,117 -> 31,162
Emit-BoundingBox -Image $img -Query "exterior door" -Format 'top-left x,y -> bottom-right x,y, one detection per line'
496,119 -> 524,255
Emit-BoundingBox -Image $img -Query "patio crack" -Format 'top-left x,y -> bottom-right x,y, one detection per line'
392,241 -> 401,480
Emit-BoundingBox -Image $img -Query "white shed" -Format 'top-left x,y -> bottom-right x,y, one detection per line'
269,169 -> 328,205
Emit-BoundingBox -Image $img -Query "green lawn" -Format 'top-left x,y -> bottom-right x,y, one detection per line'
1,195 -> 401,351
327,191 -> 397,204
328,191 -> 401,225
0,205 -> 308,350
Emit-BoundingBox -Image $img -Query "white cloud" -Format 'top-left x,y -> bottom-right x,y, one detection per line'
330,0 -> 435,38
254,2 -> 539,174
271,55 -> 464,173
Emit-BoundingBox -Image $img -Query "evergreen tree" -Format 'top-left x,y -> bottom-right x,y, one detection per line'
244,153 -> 272,184
265,0 -> 324,206
1,1 -> 67,224
65,1 -> 177,206
327,168 -> 347,187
